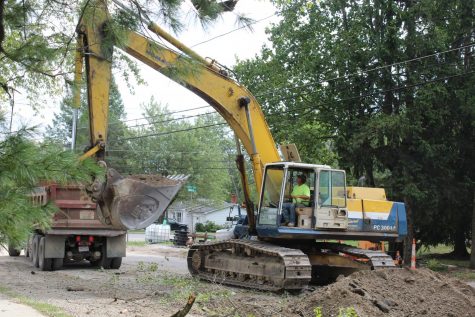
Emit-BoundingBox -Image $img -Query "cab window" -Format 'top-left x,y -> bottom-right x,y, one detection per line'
259,167 -> 284,225
318,170 -> 346,208
284,168 -> 315,207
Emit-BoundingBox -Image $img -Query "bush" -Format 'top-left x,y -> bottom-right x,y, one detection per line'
195,221 -> 223,233
426,259 -> 448,272
195,223 -> 205,232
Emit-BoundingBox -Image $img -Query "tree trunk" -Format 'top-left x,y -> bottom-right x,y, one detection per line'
403,197 -> 414,265
470,190 -> 475,268
453,223 -> 469,258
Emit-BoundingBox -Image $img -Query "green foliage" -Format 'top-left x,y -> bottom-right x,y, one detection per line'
235,0 -> 475,252
195,221 -> 223,233
426,259 -> 448,272
0,131 -> 103,246
313,307 -> 358,317
338,307 -> 358,317
108,98 -> 238,202
313,307 -> 322,317
44,76 -> 129,170
0,0 -> 247,106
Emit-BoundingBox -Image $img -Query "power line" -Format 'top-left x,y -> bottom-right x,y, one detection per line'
103,70 -> 473,138
99,70 -> 475,140
113,122 -> 227,142
253,43 -> 475,99
88,104 -> 211,126
125,111 -> 217,129
263,70 -> 475,119
78,109 -> 218,130
190,13 -> 277,48
106,43 -> 472,128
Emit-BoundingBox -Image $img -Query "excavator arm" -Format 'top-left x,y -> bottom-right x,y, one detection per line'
75,0 -> 281,232
72,1 -> 190,231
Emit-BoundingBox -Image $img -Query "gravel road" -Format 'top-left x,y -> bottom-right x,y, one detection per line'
1,245 -> 474,317
0,245 -> 284,317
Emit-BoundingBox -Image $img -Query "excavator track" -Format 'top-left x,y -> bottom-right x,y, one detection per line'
315,242 -> 396,268
187,239 -> 312,291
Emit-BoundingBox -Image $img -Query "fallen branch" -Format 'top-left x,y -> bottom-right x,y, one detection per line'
170,293 -> 196,317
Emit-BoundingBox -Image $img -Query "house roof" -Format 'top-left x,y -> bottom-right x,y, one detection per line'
169,200 -> 233,214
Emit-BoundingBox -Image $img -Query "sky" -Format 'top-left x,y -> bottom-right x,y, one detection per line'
9,0 -> 279,134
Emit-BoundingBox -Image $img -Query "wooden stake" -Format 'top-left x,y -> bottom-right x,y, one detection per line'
170,293 -> 196,317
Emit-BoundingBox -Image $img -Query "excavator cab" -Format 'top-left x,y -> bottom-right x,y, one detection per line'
257,162 -> 349,232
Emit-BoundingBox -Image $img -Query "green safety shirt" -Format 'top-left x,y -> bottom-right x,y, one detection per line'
291,184 -> 311,205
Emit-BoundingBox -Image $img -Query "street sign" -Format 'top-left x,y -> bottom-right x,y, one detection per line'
186,185 -> 197,193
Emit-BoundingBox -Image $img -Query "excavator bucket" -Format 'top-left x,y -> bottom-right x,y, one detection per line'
96,169 -> 188,230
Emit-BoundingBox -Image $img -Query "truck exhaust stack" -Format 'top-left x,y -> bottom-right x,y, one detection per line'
94,169 -> 188,230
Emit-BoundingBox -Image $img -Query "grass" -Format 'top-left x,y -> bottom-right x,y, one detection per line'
127,241 -> 146,247
417,244 -> 475,280
314,307 -> 359,317
0,286 -> 72,317
425,259 -> 448,272
417,244 -> 455,256
128,229 -> 145,234
452,271 -> 475,281
127,240 -> 176,247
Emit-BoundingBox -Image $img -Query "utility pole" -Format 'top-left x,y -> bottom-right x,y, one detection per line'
9,89 -> 14,132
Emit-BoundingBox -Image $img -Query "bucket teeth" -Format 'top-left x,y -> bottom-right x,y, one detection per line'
96,169 -> 188,230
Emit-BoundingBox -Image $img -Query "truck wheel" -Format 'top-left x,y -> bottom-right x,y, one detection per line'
90,254 -> 112,269
38,237 -> 52,271
7,245 -> 21,257
100,256 -> 112,269
110,257 -> 122,269
32,235 -> 40,268
52,258 -> 63,270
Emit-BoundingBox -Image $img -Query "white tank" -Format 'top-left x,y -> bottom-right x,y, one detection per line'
145,224 -> 171,243
215,227 -> 235,241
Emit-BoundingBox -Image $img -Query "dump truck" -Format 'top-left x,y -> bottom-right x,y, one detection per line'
13,174 -> 186,270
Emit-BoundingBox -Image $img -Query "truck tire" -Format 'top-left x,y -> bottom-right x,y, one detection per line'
32,235 -> 40,268
38,237 -> 52,271
100,256 -> 112,269
7,245 -> 21,257
110,257 -> 122,269
52,258 -> 63,270
91,244 -> 111,269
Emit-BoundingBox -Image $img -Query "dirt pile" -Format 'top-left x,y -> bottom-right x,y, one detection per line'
293,268 -> 475,317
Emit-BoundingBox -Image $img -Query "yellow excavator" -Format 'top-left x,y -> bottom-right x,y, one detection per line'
76,0 -> 407,290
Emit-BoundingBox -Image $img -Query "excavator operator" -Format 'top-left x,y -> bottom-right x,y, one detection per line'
281,174 -> 311,227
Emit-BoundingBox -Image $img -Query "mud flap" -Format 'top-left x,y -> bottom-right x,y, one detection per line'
107,234 -> 126,258
44,235 -> 66,258
96,169 -> 187,230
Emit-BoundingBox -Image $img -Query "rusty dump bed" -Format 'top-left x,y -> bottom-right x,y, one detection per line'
36,169 -> 187,232
38,184 -> 112,231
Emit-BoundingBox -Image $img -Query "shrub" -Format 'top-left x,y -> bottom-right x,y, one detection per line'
426,259 -> 448,272
195,221 -> 223,233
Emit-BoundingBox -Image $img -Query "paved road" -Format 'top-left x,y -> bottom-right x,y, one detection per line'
126,232 -> 145,242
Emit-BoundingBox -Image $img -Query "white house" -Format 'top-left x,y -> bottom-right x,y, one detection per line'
167,200 -> 244,232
